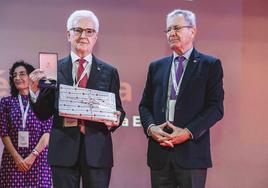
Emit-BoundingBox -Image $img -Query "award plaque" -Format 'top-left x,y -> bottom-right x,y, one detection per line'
59,84 -> 117,123
39,52 -> 58,88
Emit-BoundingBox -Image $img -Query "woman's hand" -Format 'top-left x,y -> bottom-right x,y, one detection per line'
13,154 -> 29,172
23,153 -> 37,170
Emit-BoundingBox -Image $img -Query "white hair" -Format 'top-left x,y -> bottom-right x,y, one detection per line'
167,9 -> 196,27
66,10 -> 99,32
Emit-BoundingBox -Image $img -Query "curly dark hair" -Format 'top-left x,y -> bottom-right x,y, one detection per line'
9,60 -> 35,96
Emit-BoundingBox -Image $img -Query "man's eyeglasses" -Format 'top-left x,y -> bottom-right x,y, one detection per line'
164,25 -> 192,34
12,72 -> 28,79
70,27 -> 96,37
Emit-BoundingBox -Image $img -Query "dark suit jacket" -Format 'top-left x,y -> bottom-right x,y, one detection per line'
33,55 -> 125,168
139,48 -> 224,170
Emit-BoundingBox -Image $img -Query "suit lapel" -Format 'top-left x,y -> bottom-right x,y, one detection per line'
59,56 -> 74,86
162,56 -> 173,108
86,55 -> 101,89
179,49 -> 200,96
59,55 -> 102,88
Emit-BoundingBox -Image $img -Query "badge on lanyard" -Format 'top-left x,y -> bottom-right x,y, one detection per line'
18,95 -> 30,148
64,118 -> 78,127
168,100 -> 176,122
18,131 -> 29,148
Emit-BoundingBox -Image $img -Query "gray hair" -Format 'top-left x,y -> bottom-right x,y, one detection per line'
167,9 -> 196,27
66,10 -> 99,32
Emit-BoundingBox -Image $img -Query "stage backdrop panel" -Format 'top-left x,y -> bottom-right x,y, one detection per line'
0,0 -> 268,187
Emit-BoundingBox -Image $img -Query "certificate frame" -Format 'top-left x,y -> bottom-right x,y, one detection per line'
38,52 -> 58,88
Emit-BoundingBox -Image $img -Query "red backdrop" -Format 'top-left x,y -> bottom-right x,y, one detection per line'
0,0 -> 268,187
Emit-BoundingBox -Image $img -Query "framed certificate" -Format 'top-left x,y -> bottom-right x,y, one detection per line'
39,52 -> 58,88
39,52 -> 58,80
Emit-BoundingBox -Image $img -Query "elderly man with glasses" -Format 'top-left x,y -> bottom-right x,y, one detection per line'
29,10 -> 125,188
139,9 -> 224,188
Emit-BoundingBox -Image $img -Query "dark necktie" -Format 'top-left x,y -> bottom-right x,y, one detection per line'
170,56 -> 185,100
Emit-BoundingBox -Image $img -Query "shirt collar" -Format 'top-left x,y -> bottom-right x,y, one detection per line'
173,47 -> 193,62
70,51 -> 93,64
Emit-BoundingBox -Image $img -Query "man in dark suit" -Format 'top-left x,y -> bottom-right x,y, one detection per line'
29,10 -> 125,188
139,9 -> 224,188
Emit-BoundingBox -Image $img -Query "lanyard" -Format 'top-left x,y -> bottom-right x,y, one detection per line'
73,61 -> 91,87
18,95 -> 30,129
171,62 -> 182,96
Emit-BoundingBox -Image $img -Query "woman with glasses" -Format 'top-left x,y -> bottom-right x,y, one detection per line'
0,60 -> 52,187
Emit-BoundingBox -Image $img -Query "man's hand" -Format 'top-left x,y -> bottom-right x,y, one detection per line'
160,122 -> 191,147
29,69 -> 47,93
104,111 -> 121,130
149,122 -> 173,147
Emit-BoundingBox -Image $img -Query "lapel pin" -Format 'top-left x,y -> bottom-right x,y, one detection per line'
97,67 -> 101,71
193,59 -> 197,63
